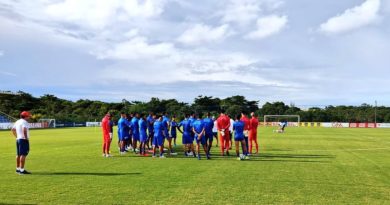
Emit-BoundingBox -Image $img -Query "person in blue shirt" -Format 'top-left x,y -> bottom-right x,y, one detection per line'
146,112 -> 155,150
203,112 -> 214,154
117,112 -> 132,155
125,114 -> 133,152
192,113 -> 210,160
170,115 -> 178,147
162,112 -> 174,154
131,113 -> 140,153
188,112 -> 196,155
153,115 -> 166,158
178,113 -> 195,157
233,114 -> 249,160
139,113 -> 148,156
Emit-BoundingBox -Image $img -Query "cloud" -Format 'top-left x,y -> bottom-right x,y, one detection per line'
95,36 -> 175,60
221,0 -> 284,26
45,0 -> 167,29
177,24 -> 231,45
0,50 -> 3,56
319,0 -> 381,34
245,15 -> 288,39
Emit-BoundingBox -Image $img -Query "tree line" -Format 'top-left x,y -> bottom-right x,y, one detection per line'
0,92 -> 389,123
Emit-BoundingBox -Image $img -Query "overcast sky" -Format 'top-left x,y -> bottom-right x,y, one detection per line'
0,0 -> 389,106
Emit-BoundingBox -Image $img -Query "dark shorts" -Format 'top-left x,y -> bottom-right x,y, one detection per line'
153,135 -> 164,147
205,133 -> 213,142
195,135 -> 207,145
16,139 -> 29,156
133,133 -> 140,141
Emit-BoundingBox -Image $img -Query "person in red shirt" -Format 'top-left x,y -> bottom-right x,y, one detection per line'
240,112 -> 251,152
101,113 -> 112,157
217,110 -> 231,156
249,112 -> 259,154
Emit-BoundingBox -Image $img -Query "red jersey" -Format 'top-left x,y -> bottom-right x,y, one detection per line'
217,115 -> 230,130
241,115 -> 251,131
101,116 -> 110,136
249,117 -> 259,131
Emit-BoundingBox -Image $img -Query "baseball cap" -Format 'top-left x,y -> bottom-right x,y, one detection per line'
20,111 -> 32,118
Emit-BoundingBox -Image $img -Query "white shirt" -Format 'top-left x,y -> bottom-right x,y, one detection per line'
212,120 -> 218,132
12,119 -> 30,140
229,119 -> 234,132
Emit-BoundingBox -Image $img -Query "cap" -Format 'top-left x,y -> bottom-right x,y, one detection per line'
21,111 -> 32,118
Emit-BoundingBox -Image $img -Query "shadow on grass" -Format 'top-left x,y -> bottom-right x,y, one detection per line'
0,203 -> 37,205
33,172 -> 141,176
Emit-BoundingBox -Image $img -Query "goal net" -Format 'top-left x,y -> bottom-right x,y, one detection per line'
39,119 -> 56,128
263,115 -> 300,127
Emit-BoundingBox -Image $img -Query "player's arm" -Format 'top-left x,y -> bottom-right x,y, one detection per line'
11,127 -> 16,138
23,127 -> 28,139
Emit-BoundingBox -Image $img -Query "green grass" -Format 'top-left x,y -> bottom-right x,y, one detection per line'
0,127 -> 389,204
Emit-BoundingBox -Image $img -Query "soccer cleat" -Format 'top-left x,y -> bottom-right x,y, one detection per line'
244,155 -> 250,160
102,154 -> 106,157
206,155 -> 211,160
106,154 -> 112,157
160,155 -> 166,158
16,169 -> 20,174
19,170 -> 31,175
237,157 -> 242,161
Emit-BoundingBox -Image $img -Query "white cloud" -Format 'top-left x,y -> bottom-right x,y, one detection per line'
45,0 -> 167,29
96,36 -> 175,60
245,15 -> 288,39
177,24 -> 231,45
221,0 -> 284,25
319,0 -> 381,34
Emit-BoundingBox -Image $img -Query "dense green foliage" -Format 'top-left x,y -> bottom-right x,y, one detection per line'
0,127 -> 389,204
1,92 -> 389,122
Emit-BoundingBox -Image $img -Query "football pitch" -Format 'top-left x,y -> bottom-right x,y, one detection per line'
0,127 -> 389,204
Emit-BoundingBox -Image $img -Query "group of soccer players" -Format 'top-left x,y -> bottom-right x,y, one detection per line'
101,110 -> 259,160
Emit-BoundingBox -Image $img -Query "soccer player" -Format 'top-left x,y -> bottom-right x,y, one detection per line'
249,112 -> 259,154
233,115 -> 249,160
131,113 -> 140,153
203,112 -> 214,154
188,112 -> 196,156
12,111 -> 32,175
177,114 -> 195,157
170,115 -> 178,147
139,113 -> 148,156
125,114 -> 133,151
229,116 -> 234,149
241,112 -> 251,152
146,112 -> 155,150
152,115 -> 166,158
217,110 -> 231,156
162,112 -> 174,154
192,113 -> 210,160
118,112 -> 131,154
212,116 -> 219,147
101,113 -> 112,157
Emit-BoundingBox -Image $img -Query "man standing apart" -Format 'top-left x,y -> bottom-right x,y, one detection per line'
217,111 -> 231,156
101,113 -> 112,157
249,112 -> 259,154
12,111 -> 32,174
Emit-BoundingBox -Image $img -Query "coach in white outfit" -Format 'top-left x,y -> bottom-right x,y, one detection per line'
12,111 -> 32,175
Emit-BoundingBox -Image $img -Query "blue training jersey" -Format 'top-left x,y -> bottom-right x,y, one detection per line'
131,117 -> 139,135
118,117 -> 130,138
153,121 -> 164,137
203,117 -> 214,135
192,119 -> 205,135
179,119 -> 191,135
170,121 -> 178,135
139,118 -> 147,137
147,115 -> 154,132
233,120 -> 245,139
162,116 -> 170,134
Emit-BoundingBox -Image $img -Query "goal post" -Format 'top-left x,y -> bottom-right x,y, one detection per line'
39,119 -> 56,128
263,115 -> 300,127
